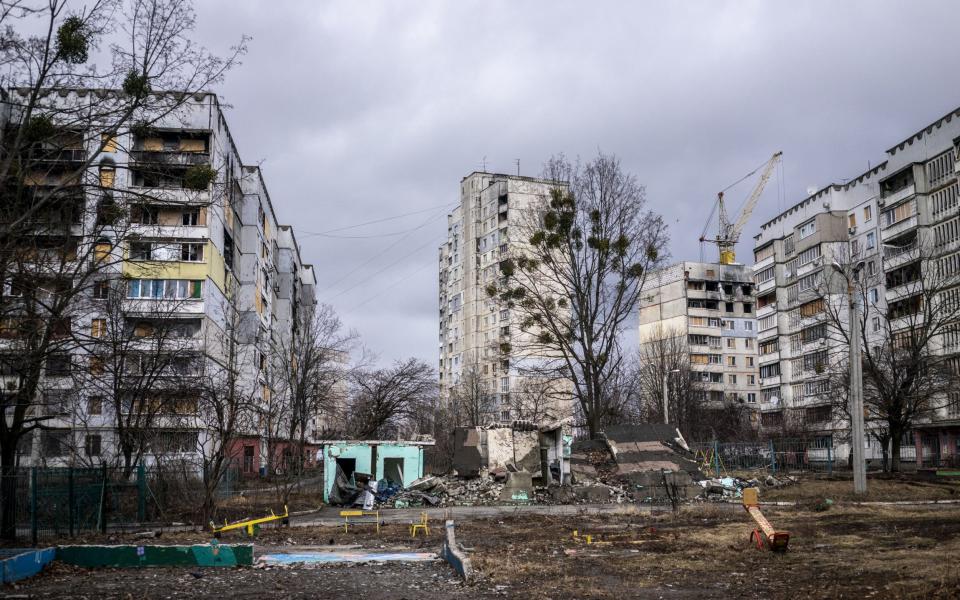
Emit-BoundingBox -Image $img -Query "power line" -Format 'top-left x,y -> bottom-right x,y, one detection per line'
322,233 -> 445,303
299,202 -> 455,237
352,258 -> 436,310
321,204 -> 451,292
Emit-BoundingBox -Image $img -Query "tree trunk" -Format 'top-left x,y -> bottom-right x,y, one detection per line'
890,435 -> 902,473
0,442 -> 19,540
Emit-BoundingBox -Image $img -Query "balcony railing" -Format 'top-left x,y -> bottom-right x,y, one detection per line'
130,150 -> 210,166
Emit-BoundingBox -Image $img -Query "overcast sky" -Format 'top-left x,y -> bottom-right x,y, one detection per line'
191,0 -> 960,366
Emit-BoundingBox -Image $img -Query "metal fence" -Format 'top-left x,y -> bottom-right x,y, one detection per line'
691,438 -> 921,477
0,463 -> 325,543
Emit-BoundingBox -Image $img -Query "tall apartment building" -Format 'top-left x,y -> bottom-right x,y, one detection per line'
0,88 -> 317,472
752,107 -> 960,459
639,262 -> 760,413
438,172 -> 572,424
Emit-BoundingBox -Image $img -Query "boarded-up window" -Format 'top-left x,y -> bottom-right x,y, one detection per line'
101,133 -> 118,153
143,137 -> 164,151
799,299 -> 825,317
89,356 -> 104,375
99,166 -> 115,188
179,138 -> 206,152
91,318 -> 106,338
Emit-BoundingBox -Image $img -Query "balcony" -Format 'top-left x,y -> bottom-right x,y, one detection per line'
883,238 -> 919,269
130,150 -> 210,166
881,215 -> 919,242
756,278 -> 776,294
759,375 -> 781,387
126,186 -> 210,205
879,183 -> 915,208
756,302 -> 777,318
758,351 -> 780,365
885,281 -> 922,303
754,255 -> 775,271
758,327 -> 779,342
35,148 -> 87,163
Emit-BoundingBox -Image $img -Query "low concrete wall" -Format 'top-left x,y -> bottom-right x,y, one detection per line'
0,548 -> 55,583
440,520 -> 472,580
56,544 -> 254,568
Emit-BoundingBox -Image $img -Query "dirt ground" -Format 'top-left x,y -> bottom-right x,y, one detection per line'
759,472 -> 960,503
8,502 -> 960,599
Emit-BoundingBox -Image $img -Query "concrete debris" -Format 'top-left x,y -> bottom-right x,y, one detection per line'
697,474 -> 797,499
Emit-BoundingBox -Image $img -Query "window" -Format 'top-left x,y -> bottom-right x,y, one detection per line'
93,280 -> 110,300
727,356 -> 737,367
759,315 -> 776,331
131,204 -> 159,225
722,320 -> 734,331
869,288 -> 879,304
182,209 -> 200,226
755,244 -> 774,263
89,356 -> 104,375
743,303 -> 753,314
756,266 -> 775,284
46,354 -> 71,376
798,245 -> 821,265
851,239 -> 860,255
866,232 -> 876,250
784,235 -> 795,256
726,338 -> 735,349
800,299 -> 824,317
848,214 -> 856,228
223,231 -> 234,270
127,279 -> 202,300
500,377 -> 509,393
501,410 -> 511,422
872,317 -> 881,333
87,396 -> 103,415
747,393 -> 757,403
728,374 -> 737,384
744,321 -> 754,331
181,243 -> 204,262
760,363 -> 781,378
745,339 -> 754,349
803,350 -> 828,373
99,166 -> 115,189
84,434 -> 101,457
130,241 -> 153,261
882,200 -> 916,227
799,220 -> 816,239
747,357 -> 755,367
802,324 -> 826,343
91,318 -> 106,338
41,430 -> 70,457
864,205 -> 872,222
867,261 -> 876,276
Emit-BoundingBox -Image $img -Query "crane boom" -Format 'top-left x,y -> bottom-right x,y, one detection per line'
710,151 -> 782,265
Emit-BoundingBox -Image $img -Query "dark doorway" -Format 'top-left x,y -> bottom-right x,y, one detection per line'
383,457 -> 404,485
336,458 -> 357,483
243,446 -> 255,474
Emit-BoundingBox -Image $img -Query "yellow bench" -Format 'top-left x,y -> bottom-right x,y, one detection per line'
340,509 -> 380,534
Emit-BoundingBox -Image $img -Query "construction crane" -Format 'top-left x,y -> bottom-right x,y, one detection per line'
699,151 -> 782,265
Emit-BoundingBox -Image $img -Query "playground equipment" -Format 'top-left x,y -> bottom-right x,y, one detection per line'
210,505 -> 289,538
340,509 -> 381,533
742,488 -> 789,551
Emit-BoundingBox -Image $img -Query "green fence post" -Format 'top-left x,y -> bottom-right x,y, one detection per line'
769,439 -> 777,474
713,440 -> 720,478
137,463 -> 146,523
68,467 -> 75,537
30,467 -> 38,546
98,463 -> 108,534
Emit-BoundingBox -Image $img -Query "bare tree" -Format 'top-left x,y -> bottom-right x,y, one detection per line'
70,275 -> 198,475
448,362 -> 494,427
820,241 -> 960,472
0,0 -> 245,538
345,359 -> 435,440
268,304 -> 353,501
494,153 -> 668,438
192,300 -> 256,522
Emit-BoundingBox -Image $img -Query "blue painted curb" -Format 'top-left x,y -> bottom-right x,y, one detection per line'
0,548 -> 56,583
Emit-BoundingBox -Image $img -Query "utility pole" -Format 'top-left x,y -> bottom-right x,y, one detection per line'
835,260 -> 867,495
662,373 -> 669,425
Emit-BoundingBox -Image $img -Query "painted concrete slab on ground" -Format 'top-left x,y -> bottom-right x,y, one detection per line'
56,543 -> 254,568
0,548 -> 56,583
259,551 -> 437,565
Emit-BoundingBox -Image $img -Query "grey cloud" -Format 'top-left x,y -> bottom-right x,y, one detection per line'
190,0 -> 960,363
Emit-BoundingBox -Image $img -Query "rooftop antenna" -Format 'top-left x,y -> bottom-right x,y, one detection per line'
515,159 -> 520,176
481,156 -> 488,173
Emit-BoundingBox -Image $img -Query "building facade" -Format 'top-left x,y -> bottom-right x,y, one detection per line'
438,172 -> 572,425
1,88 -> 317,471
753,107 -> 960,464
639,261 -> 760,412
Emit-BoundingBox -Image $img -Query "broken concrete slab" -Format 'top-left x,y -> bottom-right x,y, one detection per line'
499,470 -> 533,503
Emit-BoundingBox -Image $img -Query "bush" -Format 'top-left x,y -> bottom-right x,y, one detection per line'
183,164 -> 217,190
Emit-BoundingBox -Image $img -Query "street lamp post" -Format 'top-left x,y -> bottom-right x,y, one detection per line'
833,260 -> 867,495
662,368 -> 681,425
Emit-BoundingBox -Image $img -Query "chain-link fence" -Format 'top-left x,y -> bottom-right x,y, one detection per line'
0,462 -> 325,544
691,438 -> 920,477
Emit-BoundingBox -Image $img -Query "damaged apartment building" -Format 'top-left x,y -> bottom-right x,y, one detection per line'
639,261 -> 760,415
752,107 -> 960,464
438,172 -> 573,425
0,88 -> 317,472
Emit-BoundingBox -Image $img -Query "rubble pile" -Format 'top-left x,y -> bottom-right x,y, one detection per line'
377,471 -> 509,508
698,474 -> 797,499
